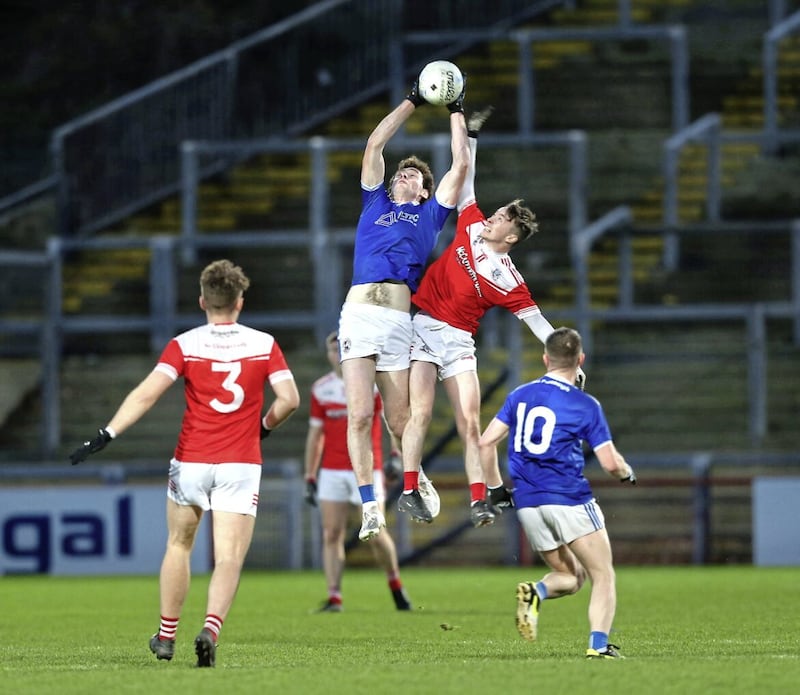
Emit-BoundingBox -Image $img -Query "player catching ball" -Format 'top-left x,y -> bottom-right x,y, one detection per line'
337,65 -> 469,540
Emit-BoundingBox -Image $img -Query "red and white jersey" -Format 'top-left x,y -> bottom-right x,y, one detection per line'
155,322 -> 294,465
412,201 -> 540,335
309,371 -> 383,471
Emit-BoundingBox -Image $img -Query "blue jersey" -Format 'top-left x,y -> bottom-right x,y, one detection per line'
495,375 -> 613,508
351,184 -> 453,293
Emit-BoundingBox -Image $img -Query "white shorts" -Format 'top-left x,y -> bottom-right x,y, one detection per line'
517,499 -> 606,552
410,311 -> 477,380
338,302 -> 412,372
318,468 -> 386,505
167,459 -> 261,517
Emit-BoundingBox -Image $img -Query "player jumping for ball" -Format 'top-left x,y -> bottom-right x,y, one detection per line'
337,71 -> 469,540
403,106 -> 585,528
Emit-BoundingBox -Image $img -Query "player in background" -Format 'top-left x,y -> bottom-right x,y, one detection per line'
68,259 -> 300,668
338,72 -> 469,541
304,332 -> 412,612
478,327 -> 635,659
402,107 -> 585,527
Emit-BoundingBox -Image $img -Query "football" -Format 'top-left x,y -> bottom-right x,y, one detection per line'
417,60 -> 464,106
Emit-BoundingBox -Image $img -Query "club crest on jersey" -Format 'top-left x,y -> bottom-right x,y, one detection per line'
376,210 -> 420,227
491,268 -> 503,282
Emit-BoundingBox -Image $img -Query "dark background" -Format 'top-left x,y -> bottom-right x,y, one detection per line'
0,1 -> 315,197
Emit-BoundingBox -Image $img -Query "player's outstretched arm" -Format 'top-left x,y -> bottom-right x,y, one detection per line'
434,119 -> 469,209
523,312 -> 556,346
361,96 -> 416,189
434,76 -> 469,207
458,106 -> 494,211
68,369 -> 174,464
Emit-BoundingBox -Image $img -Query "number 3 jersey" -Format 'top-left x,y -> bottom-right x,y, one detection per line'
155,322 -> 294,464
412,201 -> 541,335
495,375 -> 613,507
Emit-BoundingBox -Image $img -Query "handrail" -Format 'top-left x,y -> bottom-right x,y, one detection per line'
2,222 -> 799,458
46,0 -> 571,238
763,9 -> 800,153
399,22 -> 689,136
0,176 -> 57,225
661,113 -> 722,270
570,206 -> 632,355
180,130 -> 588,336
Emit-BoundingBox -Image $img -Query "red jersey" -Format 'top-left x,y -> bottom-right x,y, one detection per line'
155,322 -> 293,464
309,371 -> 383,471
412,201 -> 541,334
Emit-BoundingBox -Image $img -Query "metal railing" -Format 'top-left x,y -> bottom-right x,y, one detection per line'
660,110 -> 799,270
2,1 -> 796,238
3,216 -> 800,458
45,0 -> 565,238
179,129 -> 589,336
398,23 -> 689,135
763,9 -> 800,153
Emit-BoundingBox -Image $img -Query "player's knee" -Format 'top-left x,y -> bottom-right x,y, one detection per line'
574,566 -> 588,592
408,409 -> 432,432
349,411 -> 374,434
461,418 -> 481,442
323,528 -> 345,545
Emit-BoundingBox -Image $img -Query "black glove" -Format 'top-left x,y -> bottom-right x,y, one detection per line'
406,79 -> 425,108
447,73 -> 466,114
69,428 -> 113,465
621,465 -> 637,485
304,478 -> 318,506
488,485 -> 515,512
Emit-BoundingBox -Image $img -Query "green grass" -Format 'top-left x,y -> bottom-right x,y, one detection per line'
2,566 -> 799,694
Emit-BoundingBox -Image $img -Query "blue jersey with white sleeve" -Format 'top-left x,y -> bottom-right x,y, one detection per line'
495,375 -> 614,507
351,184 -> 453,293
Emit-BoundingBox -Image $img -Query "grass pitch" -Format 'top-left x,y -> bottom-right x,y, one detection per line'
2,566 -> 799,694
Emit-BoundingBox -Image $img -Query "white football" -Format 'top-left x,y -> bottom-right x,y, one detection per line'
418,60 -> 464,106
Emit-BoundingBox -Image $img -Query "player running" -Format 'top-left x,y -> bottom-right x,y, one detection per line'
338,73 -> 469,541
68,259 -> 300,668
402,107 -> 584,526
479,327 -> 635,659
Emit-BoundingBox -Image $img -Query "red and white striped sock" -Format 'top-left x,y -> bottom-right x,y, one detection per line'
203,614 -> 223,642
158,615 -> 179,641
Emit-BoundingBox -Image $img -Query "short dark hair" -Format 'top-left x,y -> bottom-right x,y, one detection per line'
545,327 -> 582,369
505,199 -> 539,243
200,259 -> 250,310
390,155 -> 435,201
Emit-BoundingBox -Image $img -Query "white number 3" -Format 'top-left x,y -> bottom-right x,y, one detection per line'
210,362 -> 244,413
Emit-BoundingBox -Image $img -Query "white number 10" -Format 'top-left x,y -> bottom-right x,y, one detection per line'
513,403 -> 556,455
